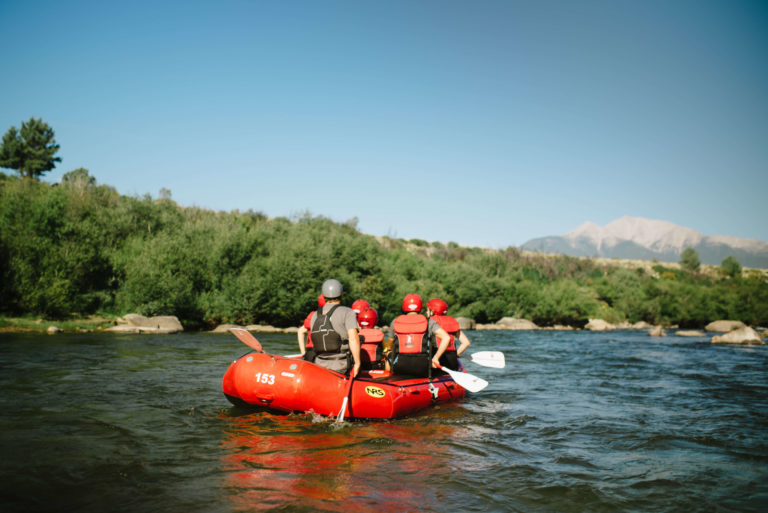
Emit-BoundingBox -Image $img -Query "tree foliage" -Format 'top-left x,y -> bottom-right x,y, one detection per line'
680,247 -> 701,272
0,118 -> 61,179
1,174 -> 766,328
721,256 -> 742,278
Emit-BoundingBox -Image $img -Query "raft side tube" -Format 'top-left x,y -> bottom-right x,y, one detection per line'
222,352 -> 466,419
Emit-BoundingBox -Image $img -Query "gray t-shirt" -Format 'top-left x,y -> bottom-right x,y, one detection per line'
308,304 -> 358,341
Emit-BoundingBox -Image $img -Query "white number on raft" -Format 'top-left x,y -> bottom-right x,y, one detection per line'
254,372 -> 275,385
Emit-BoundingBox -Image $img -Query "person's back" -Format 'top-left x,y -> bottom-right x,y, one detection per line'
388,294 -> 451,377
357,308 -> 387,371
307,279 -> 361,376
426,298 -> 471,371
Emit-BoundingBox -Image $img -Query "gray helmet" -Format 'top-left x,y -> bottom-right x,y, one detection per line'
321,279 -> 343,299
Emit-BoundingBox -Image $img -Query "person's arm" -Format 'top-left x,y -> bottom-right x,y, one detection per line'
456,330 -> 471,356
384,321 -> 395,355
297,326 -> 308,355
347,328 -> 361,377
432,327 -> 450,368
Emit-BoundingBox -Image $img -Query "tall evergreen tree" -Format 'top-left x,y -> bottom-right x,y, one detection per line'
0,118 -> 61,179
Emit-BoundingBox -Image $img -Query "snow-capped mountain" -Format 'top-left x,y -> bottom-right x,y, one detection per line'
521,216 -> 768,268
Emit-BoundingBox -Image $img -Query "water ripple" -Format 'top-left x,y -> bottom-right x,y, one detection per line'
1,331 -> 767,512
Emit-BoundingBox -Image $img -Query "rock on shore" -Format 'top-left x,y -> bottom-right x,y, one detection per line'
705,320 -> 746,332
476,318 -> 539,330
210,324 -> 298,334
105,314 -> 183,334
585,319 -> 612,331
456,317 -> 475,331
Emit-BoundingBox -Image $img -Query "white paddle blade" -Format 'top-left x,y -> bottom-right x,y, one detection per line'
470,351 -> 505,368
444,367 -> 489,393
336,397 -> 349,423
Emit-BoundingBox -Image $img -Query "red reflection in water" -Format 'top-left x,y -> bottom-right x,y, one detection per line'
220,409 -> 467,512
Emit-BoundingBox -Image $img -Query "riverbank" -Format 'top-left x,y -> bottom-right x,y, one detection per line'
0,316 -> 117,333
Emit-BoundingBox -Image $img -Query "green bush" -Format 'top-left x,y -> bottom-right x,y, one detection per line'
1,176 -> 767,328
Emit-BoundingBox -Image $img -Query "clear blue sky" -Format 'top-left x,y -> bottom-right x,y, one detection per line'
2,0 -> 766,247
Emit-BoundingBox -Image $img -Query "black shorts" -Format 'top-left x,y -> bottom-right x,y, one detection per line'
391,353 -> 431,377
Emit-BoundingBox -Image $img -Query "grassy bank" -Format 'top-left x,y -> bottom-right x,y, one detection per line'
2,172 -> 767,328
0,315 -> 116,333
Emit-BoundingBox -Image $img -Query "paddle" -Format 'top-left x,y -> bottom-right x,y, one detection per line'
229,328 -> 263,352
335,375 -> 354,423
469,351 -> 505,368
434,362 -> 489,393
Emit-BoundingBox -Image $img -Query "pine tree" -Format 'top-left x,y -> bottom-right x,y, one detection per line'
0,118 -> 61,179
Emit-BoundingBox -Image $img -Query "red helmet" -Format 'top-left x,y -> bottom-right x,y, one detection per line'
351,299 -> 370,314
318,295 -> 326,307
402,293 -> 422,313
358,307 -> 378,328
427,298 -> 448,315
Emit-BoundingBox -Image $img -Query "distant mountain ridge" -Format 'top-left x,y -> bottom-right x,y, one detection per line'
521,216 -> 768,269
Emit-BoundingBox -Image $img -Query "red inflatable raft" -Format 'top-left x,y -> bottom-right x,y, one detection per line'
222,351 -> 467,420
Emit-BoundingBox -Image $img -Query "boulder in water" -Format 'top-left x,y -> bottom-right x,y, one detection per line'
676,330 -> 706,337
711,326 -> 764,345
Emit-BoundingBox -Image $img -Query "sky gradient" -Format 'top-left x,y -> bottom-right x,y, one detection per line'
2,0 -> 766,247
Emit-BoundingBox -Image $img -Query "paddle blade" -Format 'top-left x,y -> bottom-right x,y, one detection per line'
229,328 -> 263,352
336,397 -> 349,423
441,366 -> 489,393
335,377 -> 354,423
470,351 -> 505,368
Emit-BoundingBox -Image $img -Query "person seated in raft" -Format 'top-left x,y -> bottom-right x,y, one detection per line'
357,307 -> 390,371
297,294 -> 325,362
306,279 -> 361,377
387,293 -> 451,377
351,298 -> 370,315
426,298 -> 471,371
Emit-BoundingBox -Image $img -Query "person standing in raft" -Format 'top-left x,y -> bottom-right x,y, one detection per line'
297,294 -> 325,362
357,307 -> 390,371
387,294 -> 451,377
307,279 -> 362,377
426,298 -> 471,371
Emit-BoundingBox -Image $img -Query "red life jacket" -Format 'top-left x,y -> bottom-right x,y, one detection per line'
303,311 -> 314,348
393,314 -> 429,355
358,328 -> 384,363
431,315 -> 460,351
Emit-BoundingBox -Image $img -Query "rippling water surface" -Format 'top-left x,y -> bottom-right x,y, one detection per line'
1,330 -> 766,512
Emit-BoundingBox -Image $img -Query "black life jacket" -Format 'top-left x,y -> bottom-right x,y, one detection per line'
310,304 -> 343,354
392,314 -> 429,355
431,315 -> 460,351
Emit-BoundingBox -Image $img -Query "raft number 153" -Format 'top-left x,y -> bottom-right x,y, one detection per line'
254,372 -> 276,385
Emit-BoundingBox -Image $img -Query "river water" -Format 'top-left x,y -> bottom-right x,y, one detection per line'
0,330 -> 766,512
